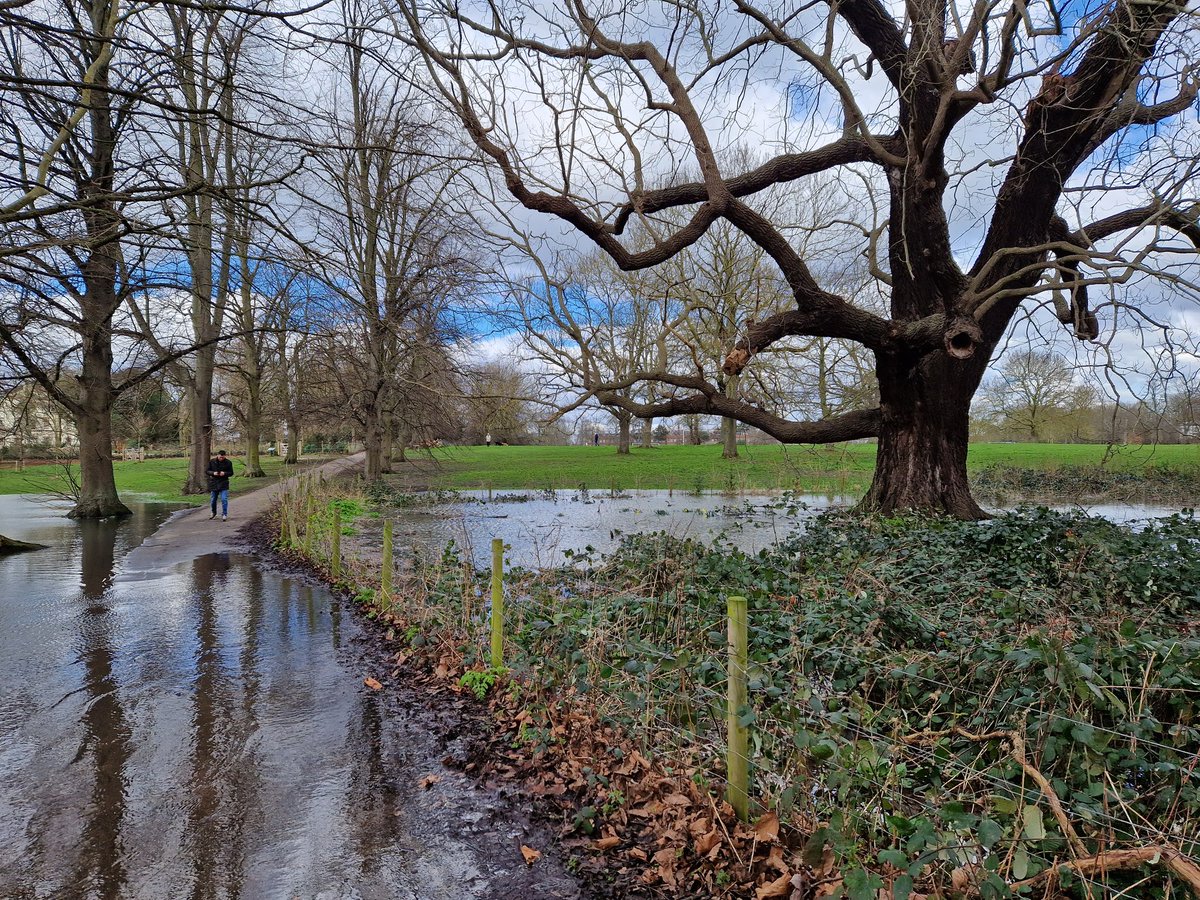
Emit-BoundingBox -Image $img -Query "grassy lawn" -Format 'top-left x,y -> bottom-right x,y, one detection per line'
0,455 -> 321,505
392,441 -> 1198,494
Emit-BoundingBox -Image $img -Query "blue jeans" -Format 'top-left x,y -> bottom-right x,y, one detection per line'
210,489 -> 228,516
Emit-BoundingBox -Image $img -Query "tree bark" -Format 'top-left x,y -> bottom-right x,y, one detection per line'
687,415 -> 702,445
616,412 -> 632,455
284,411 -> 299,464
363,399 -> 385,481
721,416 -> 738,459
639,417 -> 653,449
72,404 -> 131,519
242,378 -> 265,477
860,354 -> 986,518
183,355 -> 214,494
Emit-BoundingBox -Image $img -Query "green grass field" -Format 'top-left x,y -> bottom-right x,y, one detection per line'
0,442 -> 1194,502
393,441 -> 1198,494
0,455 -> 315,505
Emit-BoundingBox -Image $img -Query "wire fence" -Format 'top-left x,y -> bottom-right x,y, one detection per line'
274,475 -> 1200,898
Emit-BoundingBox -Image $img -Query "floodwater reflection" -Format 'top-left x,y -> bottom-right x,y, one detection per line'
0,497 -> 435,898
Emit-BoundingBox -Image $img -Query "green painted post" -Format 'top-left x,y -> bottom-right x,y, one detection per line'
490,538 -> 504,668
727,594 -> 750,821
381,519 -> 394,607
331,505 -> 342,581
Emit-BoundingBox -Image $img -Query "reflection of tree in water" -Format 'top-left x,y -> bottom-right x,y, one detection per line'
346,687 -> 403,877
184,552 -> 266,899
69,518 -> 131,898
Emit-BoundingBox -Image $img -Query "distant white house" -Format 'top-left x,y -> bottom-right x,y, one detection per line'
0,383 -> 76,453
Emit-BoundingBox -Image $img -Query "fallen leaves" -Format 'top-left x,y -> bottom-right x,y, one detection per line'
417,773 -> 441,789
754,811 -> 780,843
755,872 -> 792,898
520,844 -> 541,866
363,676 -> 382,691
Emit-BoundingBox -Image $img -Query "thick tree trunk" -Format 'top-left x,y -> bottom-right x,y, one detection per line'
183,351 -> 214,494
364,404 -> 385,481
242,379 -> 265,477
72,405 -> 131,519
381,423 -> 394,474
721,417 -> 738,459
616,413 -> 631,455
640,417 -> 653,449
686,415 -> 702,445
721,375 -> 739,458
860,356 -> 986,519
284,413 -> 299,464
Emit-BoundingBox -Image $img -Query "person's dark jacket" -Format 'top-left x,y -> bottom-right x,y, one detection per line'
206,457 -> 234,492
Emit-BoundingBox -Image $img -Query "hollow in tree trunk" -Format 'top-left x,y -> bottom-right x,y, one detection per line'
859,354 -> 986,519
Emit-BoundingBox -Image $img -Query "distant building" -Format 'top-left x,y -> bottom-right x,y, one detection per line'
0,383 -> 76,454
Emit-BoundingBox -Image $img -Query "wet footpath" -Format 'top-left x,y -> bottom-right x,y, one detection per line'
0,470 -> 582,899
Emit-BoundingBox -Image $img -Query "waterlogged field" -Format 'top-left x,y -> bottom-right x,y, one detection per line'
285,473 -> 1200,899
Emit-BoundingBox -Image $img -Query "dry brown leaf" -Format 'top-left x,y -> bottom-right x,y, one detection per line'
694,830 -> 721,857
814,878 -> 842,898
766,845 -> 788,874
628,847 -> 648,861
363,677 -> 383,691
520,845 -> 541,865
593,836 -> 621,852
754,811 -> 780,843
756,872 -> 792,899
418,774 -> 441,789
663,793 -> 691,807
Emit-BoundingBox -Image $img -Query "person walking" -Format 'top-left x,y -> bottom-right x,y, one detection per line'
592,432 -> 599,446
485,432 -> 492,447
206,450 -> 234,521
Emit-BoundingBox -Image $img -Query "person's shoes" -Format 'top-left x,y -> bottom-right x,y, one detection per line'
210,513 -> 216,520
222,515 -> 227,521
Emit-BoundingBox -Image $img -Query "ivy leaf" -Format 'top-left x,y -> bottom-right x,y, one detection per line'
1021,805 -> 1046,841
978,818 -> 1004,849
1012,845 -> 1030,881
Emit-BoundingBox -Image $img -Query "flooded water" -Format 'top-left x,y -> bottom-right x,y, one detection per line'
0,496 -> 579,899
379,490 -> 1185,568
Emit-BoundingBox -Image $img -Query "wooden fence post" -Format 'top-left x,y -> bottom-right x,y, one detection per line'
381,519 -> 394,607
303,494 -> 315,556
727,594 -> 750,821
331,505 -> 342,581
490,538 -> 504,668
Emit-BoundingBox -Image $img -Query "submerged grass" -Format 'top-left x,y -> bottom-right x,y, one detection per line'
278,476 -> 1200,898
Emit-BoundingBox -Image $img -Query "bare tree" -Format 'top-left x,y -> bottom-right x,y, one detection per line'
399,0 -> 1200,517
305,3 -> 472,480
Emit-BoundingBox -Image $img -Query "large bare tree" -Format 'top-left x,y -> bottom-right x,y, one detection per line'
399,0 -> 1200,517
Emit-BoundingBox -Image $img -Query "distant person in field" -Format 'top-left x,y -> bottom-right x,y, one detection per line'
593,432 -> 599,446
485,432 -> 492,447
206,450 -> 234,521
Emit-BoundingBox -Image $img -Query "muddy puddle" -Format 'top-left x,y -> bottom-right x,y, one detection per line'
0,495 -> 580,899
